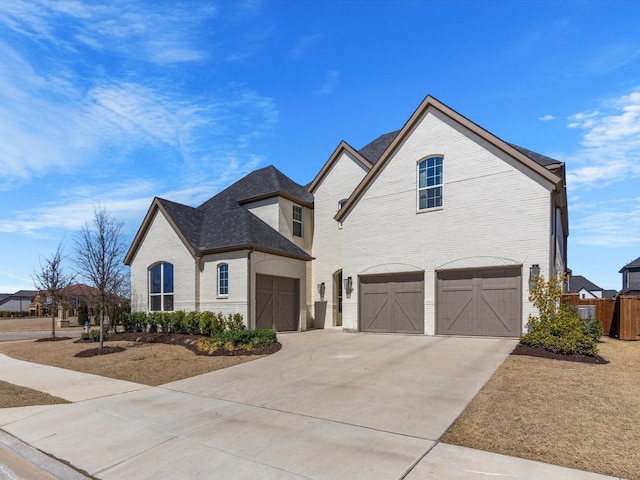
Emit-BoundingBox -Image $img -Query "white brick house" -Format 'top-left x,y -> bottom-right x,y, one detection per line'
126,95 -> 568,336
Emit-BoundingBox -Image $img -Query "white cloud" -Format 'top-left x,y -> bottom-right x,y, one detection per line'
0,0 -> 214,65
290,34 -> 323,60
316,70 -> 340,95
564,89 -> 640,187
570,196 -> 640,247
539,114 -> 555,121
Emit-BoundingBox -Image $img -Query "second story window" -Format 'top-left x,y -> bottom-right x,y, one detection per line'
293,205 -> 303,237
417,156 -> 443,210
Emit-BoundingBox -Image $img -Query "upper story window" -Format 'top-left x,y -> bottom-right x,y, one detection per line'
149,262 -> 174,311
218,263 -> 229,296
293,205 -> 303,237
417,156 -> 443,210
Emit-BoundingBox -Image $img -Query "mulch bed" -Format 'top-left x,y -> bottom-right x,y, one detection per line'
35,336 -> 72,342
75,346 -> 126,357
73,332 -> 282,357
511,344 -> 608,364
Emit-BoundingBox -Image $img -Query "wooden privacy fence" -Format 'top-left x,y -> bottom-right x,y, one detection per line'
561,294 -> 615,336
610,295 -> 640,341
562,293 -> 640,340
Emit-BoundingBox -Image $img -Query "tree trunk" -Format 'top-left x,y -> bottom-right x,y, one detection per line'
51,313 -> 56,339
99,299 -> 104,349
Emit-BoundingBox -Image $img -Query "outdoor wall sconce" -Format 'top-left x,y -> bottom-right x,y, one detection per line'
343,276 -> 353,294
529,264 -> 540,289
317,282 -> 325,300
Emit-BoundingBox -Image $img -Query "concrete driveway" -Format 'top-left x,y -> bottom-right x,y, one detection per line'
0,331 -> 616,479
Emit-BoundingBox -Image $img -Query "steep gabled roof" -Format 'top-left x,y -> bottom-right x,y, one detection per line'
200,165 -> 313,209
335,95 -> 564,223
358,130 -> 400,165
125,166 -> 312,265
568,275 -> 602,294
619,256 -> 640,273
308,141 -> 373,194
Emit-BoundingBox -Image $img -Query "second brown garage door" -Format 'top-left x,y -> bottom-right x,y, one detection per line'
256,274 -> 298,331
437,267 -> 522,336
359,272 -> 424,334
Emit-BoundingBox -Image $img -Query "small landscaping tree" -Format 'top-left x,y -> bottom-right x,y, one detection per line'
520,273 -> 599,356
32,242 -> 75,339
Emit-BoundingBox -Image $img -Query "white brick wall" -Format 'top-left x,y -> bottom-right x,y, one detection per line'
199,250 -> 249,320
311,150 -> 369,328
338,109 -> 555,334
130,210 -> 196,312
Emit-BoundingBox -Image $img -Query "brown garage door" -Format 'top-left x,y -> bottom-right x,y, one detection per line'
256,274 -> 298,331
359,272 -> 424,334
437,267 -> 521,336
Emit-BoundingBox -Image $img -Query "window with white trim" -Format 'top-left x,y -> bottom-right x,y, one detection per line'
293,205 -> 303,237
149,262 -> 174,311
417,156 -> 443,210
218,263 -> 229,296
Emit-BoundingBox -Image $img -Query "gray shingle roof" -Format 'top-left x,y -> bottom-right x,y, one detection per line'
508,144 -> 562,167
620,256 -> 640,272
158,166 -> 312,260
358,130 -> 400,164
568,275 -> 602,294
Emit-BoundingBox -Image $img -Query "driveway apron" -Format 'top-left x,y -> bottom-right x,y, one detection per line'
0,330 -> 516,479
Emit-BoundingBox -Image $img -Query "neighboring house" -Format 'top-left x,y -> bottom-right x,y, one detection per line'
619,257 -> 640,295
126,94 -> 569,336
568,275 -> 616,299
0,290 -> 38,314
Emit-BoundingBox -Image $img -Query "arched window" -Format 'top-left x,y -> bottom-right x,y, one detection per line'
149,262 -> 174,311
417,156 -> 443,210
218,263 -> 229,296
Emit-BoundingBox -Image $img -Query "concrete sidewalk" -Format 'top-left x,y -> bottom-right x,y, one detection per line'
0,331 -> 622,479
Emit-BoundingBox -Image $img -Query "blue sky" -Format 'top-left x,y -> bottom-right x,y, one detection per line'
1,0 -> 639,293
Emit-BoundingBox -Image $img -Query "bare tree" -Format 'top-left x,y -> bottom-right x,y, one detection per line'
32,241 -> 75,339
74,207 -> 127,348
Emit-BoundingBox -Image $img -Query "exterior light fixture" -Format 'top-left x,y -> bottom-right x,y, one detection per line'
317,282 -> 325,299
529,264 -> 540,289
343,276 -> 353,294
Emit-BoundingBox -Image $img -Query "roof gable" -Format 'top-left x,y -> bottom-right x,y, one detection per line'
308,141 -> 373,193
335,95 -> 564,223
620,256 -> 640,272
125,167 -> 313,265
568,275 -> 602,294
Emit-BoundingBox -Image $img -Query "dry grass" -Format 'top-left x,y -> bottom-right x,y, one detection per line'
442,337 -> 640,479
0,380 -> 69,408
0,338 -> 265,388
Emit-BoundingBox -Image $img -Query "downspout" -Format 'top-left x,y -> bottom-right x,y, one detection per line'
195,255 -> 202,312
247,248 -> 254,329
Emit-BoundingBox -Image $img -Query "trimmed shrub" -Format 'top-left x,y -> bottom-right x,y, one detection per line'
521,274 -> 599,356
197,329 -> 277,353
81,329 -> 101,342
226,313 -> 245,332
583,315 -> 604,341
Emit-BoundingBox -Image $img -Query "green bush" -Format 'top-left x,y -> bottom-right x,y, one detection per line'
81,329 -> 101,342
226,313 -> 245,331
198,329 -> 277,352
521,304 -> 598,356
522,274 -> 599,356
583,316 -> 604,341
